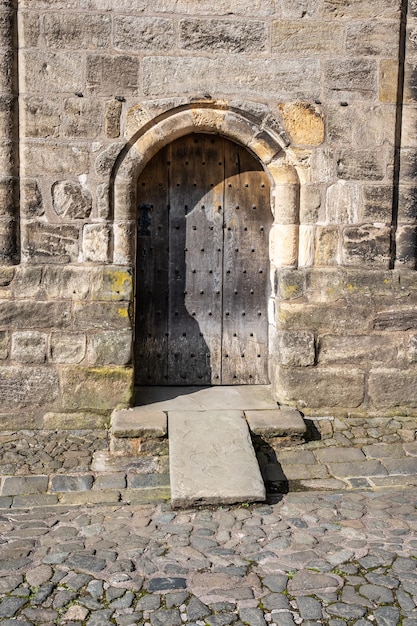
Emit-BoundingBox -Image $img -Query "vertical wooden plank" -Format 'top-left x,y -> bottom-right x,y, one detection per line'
222,142 -> 272,384
168,134 -> 224,385
135,147 -> 169,385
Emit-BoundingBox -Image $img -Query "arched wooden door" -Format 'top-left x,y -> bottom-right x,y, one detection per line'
135,133 -> 272,386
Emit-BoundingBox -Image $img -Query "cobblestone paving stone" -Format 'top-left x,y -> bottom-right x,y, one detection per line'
0,489 -> 417,625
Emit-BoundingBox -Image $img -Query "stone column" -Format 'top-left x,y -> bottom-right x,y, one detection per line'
0,0 -> 18,264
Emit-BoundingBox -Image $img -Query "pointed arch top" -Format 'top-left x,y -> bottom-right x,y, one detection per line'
111,101 -> 301,267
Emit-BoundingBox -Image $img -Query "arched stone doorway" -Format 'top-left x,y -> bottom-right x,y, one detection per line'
134,133 -> 272,386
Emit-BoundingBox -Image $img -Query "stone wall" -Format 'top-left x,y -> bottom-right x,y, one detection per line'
0,0 -> 415,427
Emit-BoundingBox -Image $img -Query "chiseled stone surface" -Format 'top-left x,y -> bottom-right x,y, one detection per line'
169,410 -> 265,507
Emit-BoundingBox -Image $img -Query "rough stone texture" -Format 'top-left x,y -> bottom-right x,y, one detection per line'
61,366 -> 133,411
52,180 -> 92,219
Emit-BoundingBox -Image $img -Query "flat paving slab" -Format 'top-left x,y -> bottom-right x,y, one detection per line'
169,410 -> 266,508
136,385 -> 277,411
111,407 -> 167,438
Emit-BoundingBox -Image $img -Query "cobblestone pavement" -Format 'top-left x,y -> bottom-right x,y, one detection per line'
1,488 -> 417,625
2,425 -> 417,506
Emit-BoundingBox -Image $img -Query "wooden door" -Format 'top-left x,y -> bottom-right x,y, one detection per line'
135,134 -> 271,386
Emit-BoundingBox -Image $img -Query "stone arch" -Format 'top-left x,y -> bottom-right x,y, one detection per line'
111,102 -> 301,271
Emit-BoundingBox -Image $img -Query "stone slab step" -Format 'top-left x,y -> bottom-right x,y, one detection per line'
135,385 -> 277,411
169,410 -> 266,508
111,407 -> 167,439
245,407 -> 306,437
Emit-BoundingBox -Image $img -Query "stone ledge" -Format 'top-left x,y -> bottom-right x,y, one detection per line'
245,407 -> 306,437
111,407 -> 167,438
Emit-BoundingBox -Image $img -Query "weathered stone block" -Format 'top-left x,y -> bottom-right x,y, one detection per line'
281,0 -> 318,17
152,0 -> 274,15
344,269 -> 395,297
43,13 -> 111,49
399,148 -> 417,182
361,185 -> 393,224
114,16 -> 174,51
18,11 -> 41,48
0,300 -> 71,329
272,21 -> 344,55
277,330 -> 315,367
11,331 -> 47,364
300,184 -> 321,224
23,222 -> 79,263
278,301 -> 373,333
374,306 -> 417,331
60,366 -> 133,410
62,97 -> 103,139
277,366 -> 365,408
180,18 -> 266,53
21,96 -> 60,139
324,59 -> 377,100
73,302 -> 132,330
369,368 -> 417,408
326,104 -> 354,144
50,332 -> 86,364
43,266 -> 90,300
318,335 -> 400,366
320,0 -> 401,18
52,180 -> 92,220
22,142 -> 89,176
342,225 -> 391,268
391,185 -> 417,224
353,105 -> 396,148
105,99 -> 122,139
0,365 -> 59,408
325,181 -> 359,224
43,411 -> 108,429
305,268 -> 344,302
336,150 -> 385,180
21,179 -> 44,217
279,101 -> 324,146
346,21 -> 399,56
277,268 -> 305,300
314,226 -> 340,266
90,267 -> 133,301
87,330 -> 132,365
22,50 -> 84,94
82,224 -> 110,263
143,57 -> 320,100
12,265 -> 44,299
86,54 -> 139,96
395,226 -> 417,267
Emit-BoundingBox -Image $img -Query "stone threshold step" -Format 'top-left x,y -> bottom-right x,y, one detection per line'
110,406 -> 306,440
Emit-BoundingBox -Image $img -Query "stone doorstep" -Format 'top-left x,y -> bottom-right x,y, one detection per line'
111,407 -> 167,438
110,405 -> 306,441
245,407 -> 306,438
